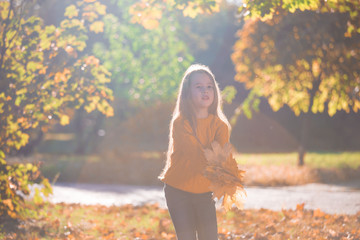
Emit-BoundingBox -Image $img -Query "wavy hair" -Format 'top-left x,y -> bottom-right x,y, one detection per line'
159,64 -> 230,179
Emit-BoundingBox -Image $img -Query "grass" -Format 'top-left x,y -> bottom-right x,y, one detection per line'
235,151 -> 360,169
233,151 -> 360,186
10,151 -> 360,187
2,202 -> 360,239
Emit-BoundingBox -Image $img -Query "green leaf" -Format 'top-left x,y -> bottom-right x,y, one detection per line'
26,163 -> 33,171
40,35 -> 52,50
26,61 -> 38,72
243,104 -> 253,119
221,86 -> 237,104
0,2 -> 10,20
16,88 -> 27,95
18,133 -> 29,149
60,19 -> 83,30
45,25 -> 56,34
41,178 -> 53,197
64,5 -> 78,19
33,188 -> 43,205
94,2 -> 106,15
15,97 -> 22,106
41,80 -> 52,90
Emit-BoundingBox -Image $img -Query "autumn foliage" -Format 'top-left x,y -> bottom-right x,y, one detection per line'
129,0 -> 222,29
0,0 -> 113,219
204,141 -> 246,211
2,202 -> 360,239
231,2 -> 360,166
239,0 -> 360,37
231,11 -> 360,117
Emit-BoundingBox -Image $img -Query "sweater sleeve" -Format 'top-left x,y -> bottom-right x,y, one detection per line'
214,120 -> 239,171
170,118 -> 205,173
215,120 -> 230,147
160,115 -> 233,193
172,118 -> 199,154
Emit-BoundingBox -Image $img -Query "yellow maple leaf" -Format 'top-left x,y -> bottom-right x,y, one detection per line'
60,115 -> 70,126
204,141 -> 246,211
89,21 -> 104,33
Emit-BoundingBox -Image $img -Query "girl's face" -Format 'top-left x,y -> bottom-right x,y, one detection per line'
189,72 -> 215,112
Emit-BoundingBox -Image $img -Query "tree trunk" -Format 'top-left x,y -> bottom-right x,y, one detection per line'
297,73 -> 322,166
75,108 -> 86,154
298,114 -> 309,166
74,109 -> 105,154
86,113 -> 105,154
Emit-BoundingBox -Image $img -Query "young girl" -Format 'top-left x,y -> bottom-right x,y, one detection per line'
159,64 -> 235,240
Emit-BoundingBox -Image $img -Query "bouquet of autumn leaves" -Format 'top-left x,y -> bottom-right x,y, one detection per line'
203,141 -> 246,211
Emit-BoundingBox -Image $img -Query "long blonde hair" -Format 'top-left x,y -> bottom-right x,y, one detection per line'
159,64 -> 230,179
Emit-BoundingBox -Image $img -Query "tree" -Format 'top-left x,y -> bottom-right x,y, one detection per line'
125,0 -> 239,105
59,0 -> 196,154
114,0 -> 360,166
95,0 -> 193,103
129,0 -> 224,29
0,0 -> 113,219
232,1 -> 360,165
238,0 -> 360,35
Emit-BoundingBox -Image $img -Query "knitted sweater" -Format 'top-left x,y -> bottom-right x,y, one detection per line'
159,114 -> 231,193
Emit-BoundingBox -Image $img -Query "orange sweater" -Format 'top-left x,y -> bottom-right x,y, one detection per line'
159,114 -> 230,193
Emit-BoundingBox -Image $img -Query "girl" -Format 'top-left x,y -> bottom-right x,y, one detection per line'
159,64 -> 236,240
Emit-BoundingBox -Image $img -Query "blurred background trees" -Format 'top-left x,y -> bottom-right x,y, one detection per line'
4,0 -> 357,161
0,0 -> 113,219
233,0 -> 360,165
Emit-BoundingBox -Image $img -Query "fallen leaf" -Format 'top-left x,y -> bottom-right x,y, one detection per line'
313,208 -> 325,218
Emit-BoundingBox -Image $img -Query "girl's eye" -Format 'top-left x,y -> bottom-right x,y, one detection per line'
195,85 -> 213,90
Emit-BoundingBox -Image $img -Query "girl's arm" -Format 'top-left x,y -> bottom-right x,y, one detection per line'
172,118 -> 202,157
171,118 -> 205,171
215,121 -> 238,170
215,121 -> 230,147
172,118 -> 200,152
161,118 -> 205,187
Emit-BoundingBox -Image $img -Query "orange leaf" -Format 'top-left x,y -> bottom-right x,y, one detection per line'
39,66 -> 48,75
90,21 -> 104,33
65,46 -> 77,58
129,1 -> 162,30
3,199 -> 14,211
54,68 -> 71,83
84,56 -> 100,66
313,208 -> 325,218
296,203 -> 305,212
142,19 -> 160,30
161,232 -> 176,240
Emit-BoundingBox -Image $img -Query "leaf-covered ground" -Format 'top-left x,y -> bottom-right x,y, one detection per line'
1,202 -> 360,239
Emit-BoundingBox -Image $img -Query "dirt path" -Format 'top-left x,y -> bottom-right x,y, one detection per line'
48,181 -> 360,215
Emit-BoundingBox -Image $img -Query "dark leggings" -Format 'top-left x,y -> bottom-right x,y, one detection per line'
164,184 -> 218,240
